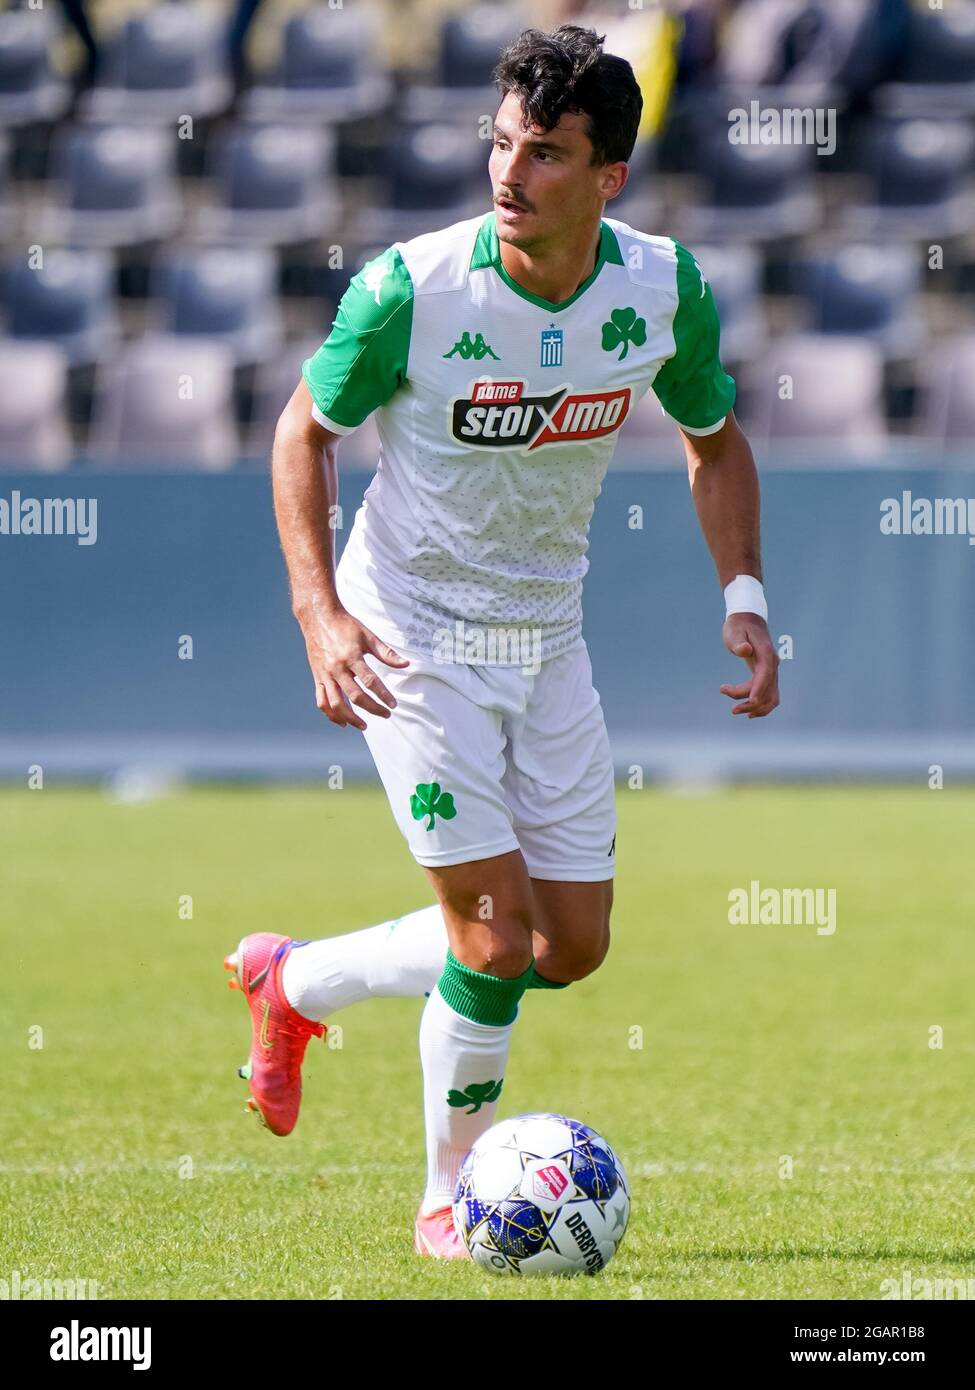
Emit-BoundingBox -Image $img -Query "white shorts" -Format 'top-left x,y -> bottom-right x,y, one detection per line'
354,636 -> 616,881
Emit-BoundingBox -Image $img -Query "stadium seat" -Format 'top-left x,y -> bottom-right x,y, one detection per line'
243,6 -> 391,124
676,127 -> 820,242
916,334 -> 975,449
388,120 -> 487,213
790,244 -> 924,361
355,121 -> 488,241
148,246 -> 283,367
89,336 -> 238,470
0,341 -> 72,471
300,241 -> 390,310
0,130 -> 15,243
78,4 -> 232,123
39,125 -> 182,248
876,0 -> 975,117
742,333 -> 887,452
843,118 -> 975,240
5,248 -> 119,367
0,9 -> 70,127
441,5 -> 527,87
717,0 -> 865,90
193,124 -> 340,247
399,3 -> 526,122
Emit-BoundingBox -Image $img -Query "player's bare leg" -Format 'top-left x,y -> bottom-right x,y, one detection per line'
257,875 -> 612,1024
529,878 -> 613,985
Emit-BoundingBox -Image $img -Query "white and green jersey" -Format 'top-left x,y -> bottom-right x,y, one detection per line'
302,210 -> 735,665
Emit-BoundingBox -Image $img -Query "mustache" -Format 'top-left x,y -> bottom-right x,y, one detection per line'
495,194 -> 532,211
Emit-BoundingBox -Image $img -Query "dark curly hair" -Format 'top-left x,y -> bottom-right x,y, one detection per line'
493,25 -> 643,167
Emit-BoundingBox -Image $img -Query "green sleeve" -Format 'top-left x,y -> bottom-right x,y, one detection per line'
301,245 -> 414,433
651,241 -> 736,434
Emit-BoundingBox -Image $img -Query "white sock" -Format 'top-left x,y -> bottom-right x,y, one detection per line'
280,904 -> 447,1021
418,987 -> 514,1215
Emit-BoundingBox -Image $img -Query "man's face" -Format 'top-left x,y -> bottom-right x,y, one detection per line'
488,91 -> 626,250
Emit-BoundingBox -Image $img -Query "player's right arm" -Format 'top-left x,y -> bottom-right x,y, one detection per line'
272,245 -> 415,729
271,379 -> 409,730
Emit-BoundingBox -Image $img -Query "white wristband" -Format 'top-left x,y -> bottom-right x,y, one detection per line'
724,574 -> 767,620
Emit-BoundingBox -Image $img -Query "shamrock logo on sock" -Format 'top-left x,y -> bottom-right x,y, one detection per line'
601,306 -> 647,361
410,781 -> 457,832
447,1079 -> 504,1114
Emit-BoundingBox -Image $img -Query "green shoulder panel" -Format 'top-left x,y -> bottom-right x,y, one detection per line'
301,245 -> 414,431
651,240 -> 736,432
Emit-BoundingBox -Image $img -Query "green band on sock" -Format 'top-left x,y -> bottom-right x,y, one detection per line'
526,964 -> 570,990
436,950 -> 534,1026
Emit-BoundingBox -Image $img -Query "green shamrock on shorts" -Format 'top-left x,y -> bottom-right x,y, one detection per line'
410,782 -> 457,831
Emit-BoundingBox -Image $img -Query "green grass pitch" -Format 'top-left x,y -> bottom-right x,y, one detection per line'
2,784 -> 972,1300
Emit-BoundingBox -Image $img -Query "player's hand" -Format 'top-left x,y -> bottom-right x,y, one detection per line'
298,605 -> 410,730
720,614 -> 780,719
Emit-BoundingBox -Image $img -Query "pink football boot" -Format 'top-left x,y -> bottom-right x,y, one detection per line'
414,1206 -> 470,1260
224,933 -> 324,1136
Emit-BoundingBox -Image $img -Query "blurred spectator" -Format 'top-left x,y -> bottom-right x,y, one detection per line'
541,0 -> 682,137
672,0 -> 910,108
57,0 -> 100,94
227,0 -> 264,90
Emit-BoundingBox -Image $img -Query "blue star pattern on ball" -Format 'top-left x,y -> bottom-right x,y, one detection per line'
451,1113 -> 630,1275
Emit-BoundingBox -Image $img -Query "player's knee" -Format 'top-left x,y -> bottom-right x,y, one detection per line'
453,914 -> 534,978
535,929 -> 610,983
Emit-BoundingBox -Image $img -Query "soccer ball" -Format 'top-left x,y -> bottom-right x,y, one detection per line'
452,1112 -> 630,1275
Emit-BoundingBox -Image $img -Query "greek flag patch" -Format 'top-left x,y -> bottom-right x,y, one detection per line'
540,328 -> 563,368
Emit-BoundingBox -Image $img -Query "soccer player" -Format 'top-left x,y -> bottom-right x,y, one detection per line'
224,25 -> 779,1258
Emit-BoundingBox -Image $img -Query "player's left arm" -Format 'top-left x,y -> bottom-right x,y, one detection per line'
681,414 -> 779,720
651,240 -> 779,719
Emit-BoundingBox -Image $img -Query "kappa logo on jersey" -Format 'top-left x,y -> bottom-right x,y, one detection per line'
450,378 -> 631,451
444,331 -> 500,361
362,262 -> 388,305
